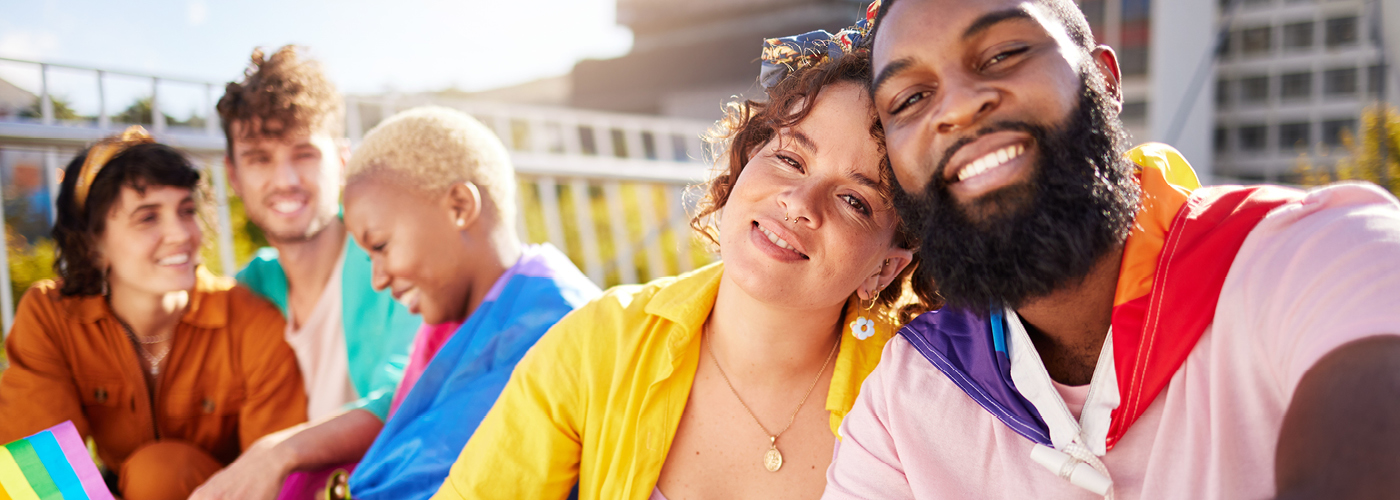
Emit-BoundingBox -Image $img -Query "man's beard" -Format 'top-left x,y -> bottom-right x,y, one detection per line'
892,71 -> 1140,312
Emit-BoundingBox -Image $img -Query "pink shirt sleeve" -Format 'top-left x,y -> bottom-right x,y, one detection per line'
824,338 -> 917,500
1221,183 -> 1400,396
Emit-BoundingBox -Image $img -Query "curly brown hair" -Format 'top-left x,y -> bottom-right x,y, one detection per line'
52,143 -> 203,296
690,50 -> 941,321
216,45 -> 344,152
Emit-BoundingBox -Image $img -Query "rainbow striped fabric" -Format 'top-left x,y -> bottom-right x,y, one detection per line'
0,421 -> 114,500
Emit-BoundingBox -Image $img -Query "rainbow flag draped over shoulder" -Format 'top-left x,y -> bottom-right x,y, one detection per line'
898,143 -> 1305,451
0,421 -> 114,500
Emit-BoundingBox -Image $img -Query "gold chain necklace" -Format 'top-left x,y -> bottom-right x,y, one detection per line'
704,324 -> 840,472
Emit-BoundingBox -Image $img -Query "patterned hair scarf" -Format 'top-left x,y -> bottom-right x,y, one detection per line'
74,126 -> 154,211
758,0 -> 881,89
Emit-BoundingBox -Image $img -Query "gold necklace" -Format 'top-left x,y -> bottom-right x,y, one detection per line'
117,321 -> 171,376
704,324 -> 840,472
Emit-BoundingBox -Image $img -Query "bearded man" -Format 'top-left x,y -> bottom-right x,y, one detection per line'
824,1 -> 1400,498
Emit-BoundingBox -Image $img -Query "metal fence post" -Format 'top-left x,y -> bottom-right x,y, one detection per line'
152,77 -> 166,134
0,168 -> 14,333
98,70 -> 110,129
208,157 -> 237,275
39,64 -> 53,125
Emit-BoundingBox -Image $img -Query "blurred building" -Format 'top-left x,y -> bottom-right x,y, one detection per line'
1212,0 -> 1396,183
362,0 -> 868,128
0,77 -> 35,121
1083,0 -> 1399,184
570,0 -> 868,119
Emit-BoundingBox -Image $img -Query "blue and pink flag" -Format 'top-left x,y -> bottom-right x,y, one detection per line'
0,421 -> 114,500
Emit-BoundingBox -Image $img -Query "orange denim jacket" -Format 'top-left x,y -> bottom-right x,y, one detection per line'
0,269 -> 307,471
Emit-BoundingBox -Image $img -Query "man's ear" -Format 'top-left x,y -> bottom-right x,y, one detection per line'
445,182 -> 482,231
1090,45 -> 1124,107
223,155 -> 243,198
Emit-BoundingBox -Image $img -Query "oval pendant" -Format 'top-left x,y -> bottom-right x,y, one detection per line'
764,445 -> 783,472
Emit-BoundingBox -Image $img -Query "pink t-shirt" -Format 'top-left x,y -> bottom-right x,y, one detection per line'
388,320 -> 464,417
824,183 -> 1400,500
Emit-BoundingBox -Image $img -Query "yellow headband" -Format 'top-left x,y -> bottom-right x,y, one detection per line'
75,126 -> 155,211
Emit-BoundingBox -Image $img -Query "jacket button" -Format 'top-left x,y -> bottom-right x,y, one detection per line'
201,398 -> 215,413
94,388 -> 108,403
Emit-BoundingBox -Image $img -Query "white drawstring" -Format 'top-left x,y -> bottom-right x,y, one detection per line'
1030,440 -> 1115,499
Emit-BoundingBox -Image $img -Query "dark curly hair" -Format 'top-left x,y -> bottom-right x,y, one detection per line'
52,143 -> 202,296
690,50 -> 941,321
216,45 -> 345,153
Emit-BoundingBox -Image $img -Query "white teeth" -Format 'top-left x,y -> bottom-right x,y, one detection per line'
758,225 -> 798,252
957,144 -> 1026,182
157,254 -> 189,266
272,201 -> 303,214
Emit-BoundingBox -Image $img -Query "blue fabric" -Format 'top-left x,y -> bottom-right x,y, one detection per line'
898,308 -> 1052,445
236,237 -> 420,421
349,244 -> 601,500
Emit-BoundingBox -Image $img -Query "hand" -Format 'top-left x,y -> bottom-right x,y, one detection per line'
1276,335 -> 1400,499
189,427 -> 298,500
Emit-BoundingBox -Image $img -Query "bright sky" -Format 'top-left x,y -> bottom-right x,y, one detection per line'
0,0 -> 633,120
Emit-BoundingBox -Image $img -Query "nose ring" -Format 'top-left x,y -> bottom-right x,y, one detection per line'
784,212 -> 791,222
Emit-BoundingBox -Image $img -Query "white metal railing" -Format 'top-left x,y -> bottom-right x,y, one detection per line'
0,57 -> 721,334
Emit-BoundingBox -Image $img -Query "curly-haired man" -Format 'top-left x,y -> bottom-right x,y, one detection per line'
190,46 -> 419,500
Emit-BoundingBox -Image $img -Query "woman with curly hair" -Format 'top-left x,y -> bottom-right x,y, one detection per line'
433,7 -> 935,499
0,127 -> 307,500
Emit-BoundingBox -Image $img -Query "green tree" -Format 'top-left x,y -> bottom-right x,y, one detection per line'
1296,104 -> 1400,197
3,227 -> 58,372
115,96 -> 180,126
20,95 -> 81,121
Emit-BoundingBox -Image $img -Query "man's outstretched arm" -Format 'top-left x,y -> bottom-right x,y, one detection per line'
191,408 -> 383,500
1277,335 -> 1400,500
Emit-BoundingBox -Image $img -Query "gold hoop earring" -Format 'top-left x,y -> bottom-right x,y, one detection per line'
863,286 -> 882,310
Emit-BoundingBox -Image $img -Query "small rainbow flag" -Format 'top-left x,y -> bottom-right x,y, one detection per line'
0,421 -> 114,500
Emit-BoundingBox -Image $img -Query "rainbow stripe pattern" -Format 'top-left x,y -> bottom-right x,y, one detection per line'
0,421 -> 114,500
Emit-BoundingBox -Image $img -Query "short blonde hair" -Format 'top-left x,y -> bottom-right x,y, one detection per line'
347,106 -> 516,223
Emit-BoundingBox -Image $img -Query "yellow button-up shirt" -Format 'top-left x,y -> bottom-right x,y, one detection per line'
433,262 -> 900,500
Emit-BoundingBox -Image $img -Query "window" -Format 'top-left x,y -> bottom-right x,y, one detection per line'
1121,101 -> 1148,122
1323,119 -> 1357,147
1278,122 -> 1311,149
1240,75 -> 1271,103
1216,78 -> 1232,106
1122,0 -> 1151,22
1282,21 -> 1313,50
1240,124 -> 1269,151
1081,0 -> 1105,32
1241,26 -> 1273,55
1368,65 -> 1387,95
1324,68 -> 1358,96
1280,72 -> 1313,100
1214,127 -> 1229,153
1119,46 -> 1149,76
1325,17 -> 1358,48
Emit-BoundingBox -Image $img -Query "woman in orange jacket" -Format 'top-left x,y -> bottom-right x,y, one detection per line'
0,127 -> 308,500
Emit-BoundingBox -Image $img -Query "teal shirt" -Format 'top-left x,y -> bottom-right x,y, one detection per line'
236,238 -> 421,421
